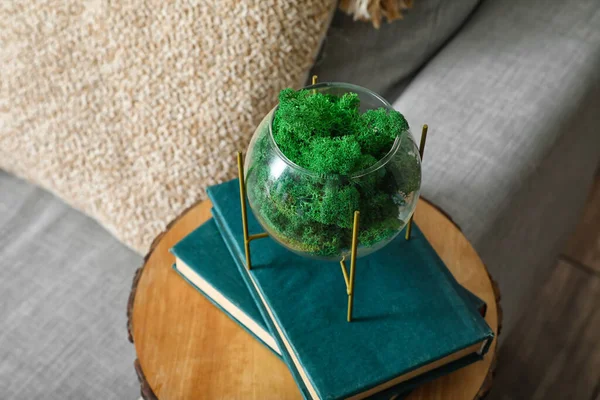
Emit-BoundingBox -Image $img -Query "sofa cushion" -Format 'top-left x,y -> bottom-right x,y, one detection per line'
393,0 -> 600,333
311,0 -> 482,97
0,0 -> 336,254
0,171 -> 141,399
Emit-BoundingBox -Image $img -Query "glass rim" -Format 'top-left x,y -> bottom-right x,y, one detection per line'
267,82 -> 407,179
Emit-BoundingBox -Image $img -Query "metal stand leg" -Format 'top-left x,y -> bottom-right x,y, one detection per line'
405,125 -> 429,241
340,211 -> 360,322
237,152 -> 269,270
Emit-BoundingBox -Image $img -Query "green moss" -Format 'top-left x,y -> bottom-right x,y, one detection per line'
358,108 -> 408,158
250,88 -> 419,257
272,88 -> 407,175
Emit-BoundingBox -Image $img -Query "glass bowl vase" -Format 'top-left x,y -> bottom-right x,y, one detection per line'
244,83 -> 422,260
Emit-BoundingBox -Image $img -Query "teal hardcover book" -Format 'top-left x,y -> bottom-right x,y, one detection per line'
170,219 -> 281,356
211,210 -> 487,322
207,179 -> 494,400
171,217 -> 403,400
171,215 -> 488,400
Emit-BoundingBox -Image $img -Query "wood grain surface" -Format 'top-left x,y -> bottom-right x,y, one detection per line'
129,199 -> 500,400
489,260 -> 600,400
565,178 -> 600,273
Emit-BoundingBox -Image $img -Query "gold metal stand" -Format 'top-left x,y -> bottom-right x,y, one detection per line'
236,78 -> 424,321
339,211 -> 360,322
237,152 -> 269,270
236,151 -> 361,322
405,124 -> 429,241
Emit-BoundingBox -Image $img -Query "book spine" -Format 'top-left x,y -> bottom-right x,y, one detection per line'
208,200 -> 312,400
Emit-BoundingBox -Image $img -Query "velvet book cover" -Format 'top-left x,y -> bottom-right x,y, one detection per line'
170,217 -> 488,360
198,179 -> 493,400
171,213 -> 490,399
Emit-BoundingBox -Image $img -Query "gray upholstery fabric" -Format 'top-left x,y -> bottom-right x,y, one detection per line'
1,0 -> 600,398
0,171 -> 140,399
393,0 -> 600,333
311,0 -> 482,98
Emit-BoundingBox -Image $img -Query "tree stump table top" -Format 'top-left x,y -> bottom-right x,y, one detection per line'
127,199 -> 501,399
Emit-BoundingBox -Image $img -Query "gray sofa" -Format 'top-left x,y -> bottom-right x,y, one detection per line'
1,0 -> 599,398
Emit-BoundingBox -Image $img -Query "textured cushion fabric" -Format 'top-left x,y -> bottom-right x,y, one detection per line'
311,0 -> 482,98
0,0 -> 336,253
0,171 -> 141,399
393,0 -> 600,334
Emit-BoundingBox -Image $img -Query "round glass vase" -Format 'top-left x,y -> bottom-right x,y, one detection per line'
244,82 -> 422,260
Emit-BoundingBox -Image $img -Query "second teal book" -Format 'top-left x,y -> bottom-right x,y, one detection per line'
171,216 -> 488,399
207,179 -> 494,400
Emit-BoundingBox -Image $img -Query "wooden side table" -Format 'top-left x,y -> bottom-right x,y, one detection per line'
127,199 -> 501,399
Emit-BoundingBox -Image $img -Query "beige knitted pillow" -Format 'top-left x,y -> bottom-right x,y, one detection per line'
0,0 -> 337,252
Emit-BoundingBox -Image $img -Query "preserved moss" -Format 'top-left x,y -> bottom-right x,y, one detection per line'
248,88 -> 419,257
